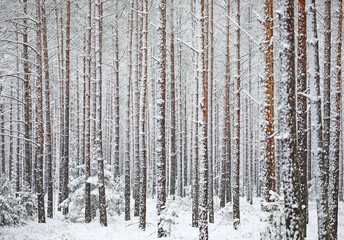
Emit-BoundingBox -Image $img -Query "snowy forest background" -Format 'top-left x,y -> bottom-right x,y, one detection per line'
0,0 -> 343,239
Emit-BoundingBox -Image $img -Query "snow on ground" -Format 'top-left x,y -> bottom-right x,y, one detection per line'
1,198 -> 343,240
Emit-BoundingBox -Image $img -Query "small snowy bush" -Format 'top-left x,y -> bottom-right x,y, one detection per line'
158,208 -> 178,236
65,162 -> 125,222
0,178 -> 36,226
261,191 -> 285,240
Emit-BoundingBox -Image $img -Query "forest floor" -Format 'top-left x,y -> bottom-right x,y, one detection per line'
1,197 -> 343,240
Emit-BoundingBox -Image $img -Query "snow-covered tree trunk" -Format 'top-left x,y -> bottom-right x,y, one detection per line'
191,0 -> 199,229
220,0 -> 231,208
41,0 -> 53,219
197,0 -> 209,238
95,0 -> 107,227
308,1 -> 329,238
62,0 -> 71,216
125,0 -> 134,222
297,0 -> 308,233
208,0 -> 214,223
329,0 -> 343,238
36,0 -> 45,223
169,0 -> 177,198
85,0 -> 92,223
22,0 -> 32,190
139,0 -> 148,230
134,0 -> 141,217
261,0 -> 275,205
113,0 -> 120,180
279,1 -> 303,238
156,0 -> 167,237
232,0 -> 240,230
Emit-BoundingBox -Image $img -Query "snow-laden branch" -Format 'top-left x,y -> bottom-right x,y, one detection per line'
242,90 -> 261,106
226,15 -> 260,47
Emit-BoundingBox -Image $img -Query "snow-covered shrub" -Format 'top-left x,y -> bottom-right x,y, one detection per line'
0,178 -> 36,226
261,191 -> 285,240
65,162 -> 125,222
158,208 -> 178,236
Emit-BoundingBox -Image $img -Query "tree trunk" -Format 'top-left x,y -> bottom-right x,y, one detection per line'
308,1 -> 329,238
198,0 -> 209,238
329,0 -> 342,238
232,0 -> 240,230
41,0 -> 53,219
139,0 -> 148,230
36,0 -> 46,223
85,0 -> 92,223
96,0 -> 107,227
156,0 -> 167,237
261,0 -> 275,205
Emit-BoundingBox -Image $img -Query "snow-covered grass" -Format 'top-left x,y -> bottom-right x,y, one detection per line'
1,197 -> 343,239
